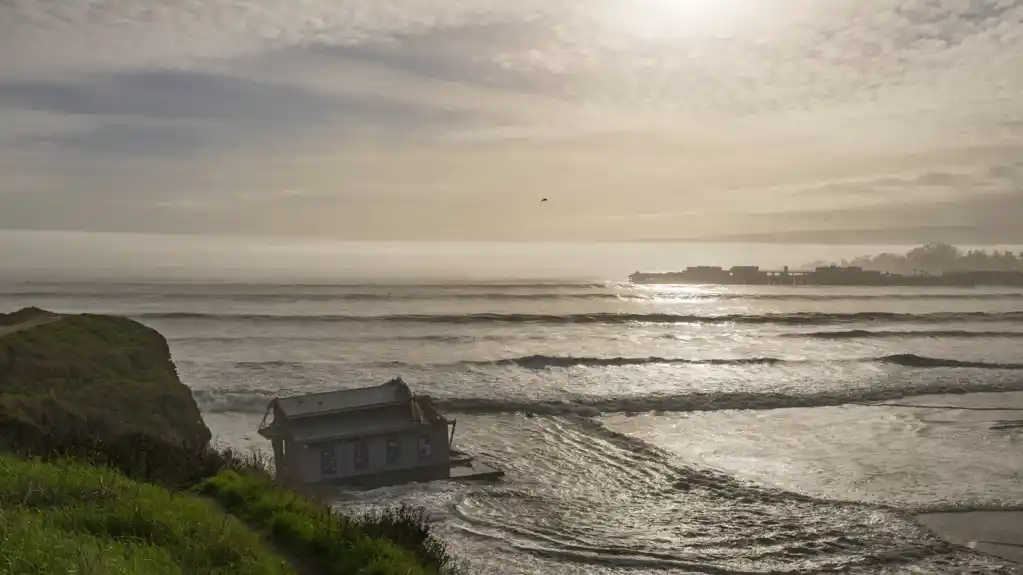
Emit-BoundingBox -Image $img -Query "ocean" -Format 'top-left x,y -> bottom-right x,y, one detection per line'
3,280 -> 1023,574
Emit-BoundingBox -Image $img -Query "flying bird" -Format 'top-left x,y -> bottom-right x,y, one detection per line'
540,198 -> 548,202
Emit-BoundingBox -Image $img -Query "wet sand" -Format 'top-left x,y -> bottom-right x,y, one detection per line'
901,391 -> 1023,565
917,511 -> 1023,565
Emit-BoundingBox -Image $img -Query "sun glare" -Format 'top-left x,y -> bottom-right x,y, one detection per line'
615,0 -> 748,38
653,0 -> 722,18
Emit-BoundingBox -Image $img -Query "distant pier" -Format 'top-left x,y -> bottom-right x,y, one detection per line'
629,266 -> 1023,287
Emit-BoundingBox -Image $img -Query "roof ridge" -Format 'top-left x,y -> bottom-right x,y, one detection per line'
274,378 -> 404,402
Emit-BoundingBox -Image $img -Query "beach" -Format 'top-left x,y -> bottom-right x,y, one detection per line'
907,393 -> 1023,566
2,280 -> 1022,573
918,511 -> 1023,565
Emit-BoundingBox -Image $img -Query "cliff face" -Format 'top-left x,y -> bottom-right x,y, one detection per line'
0,310 -> 210,451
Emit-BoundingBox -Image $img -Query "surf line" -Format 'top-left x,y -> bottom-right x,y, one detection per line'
851,402 -> 1023,411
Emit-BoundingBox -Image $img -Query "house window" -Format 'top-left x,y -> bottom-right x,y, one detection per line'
352,439 -> 368,470
417,436 -> 432,460
320,443 -> 337,476
386,437 -> 401,465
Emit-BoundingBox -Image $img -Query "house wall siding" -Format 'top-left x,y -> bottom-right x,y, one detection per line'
283,439 -> 305,482
298,422 -> 450,483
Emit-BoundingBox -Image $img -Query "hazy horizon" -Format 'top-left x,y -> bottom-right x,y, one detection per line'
2,231 -> 1022,284
2,0 -> 1022,244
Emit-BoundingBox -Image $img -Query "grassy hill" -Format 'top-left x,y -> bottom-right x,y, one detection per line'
0,310 -> 209,450
0,308 -> 455,575
0,456 -> 296,574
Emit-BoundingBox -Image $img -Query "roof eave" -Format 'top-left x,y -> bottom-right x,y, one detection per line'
277,399 -> 408,420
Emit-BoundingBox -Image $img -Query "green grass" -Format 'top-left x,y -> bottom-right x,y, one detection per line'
0,312 -> 210,451
197,470 -> 455,575
0,456 -> 297,575
1,310 -> 216,487
0,307 -> 52,327
0,309 -> 459,574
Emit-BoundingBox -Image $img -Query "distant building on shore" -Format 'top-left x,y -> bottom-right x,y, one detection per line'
629,265 -> 1023,287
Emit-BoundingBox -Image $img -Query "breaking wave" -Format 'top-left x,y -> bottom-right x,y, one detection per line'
431,381 -> 1023,417
667,292 -> 1023,301
171,331 -> 1023,345
168,333 -> 526,344
464,355 -> 792,368
8,288 -> 1023,303
135,310 -> 1023,325
193,370 -> 1023,416
387,353 -> 1023,370
787,329 -> 1023,339
722,292 -> 1023,300
880,353 -> 1023,369
192,388 -> 277,414
186,353 -> 1023,372
6,290 -> 634,302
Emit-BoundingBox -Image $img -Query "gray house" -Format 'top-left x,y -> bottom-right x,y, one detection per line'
257,377 -> 494,488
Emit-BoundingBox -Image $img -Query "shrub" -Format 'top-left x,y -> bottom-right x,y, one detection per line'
0,425 -> 228,488
198,470 -> 457,575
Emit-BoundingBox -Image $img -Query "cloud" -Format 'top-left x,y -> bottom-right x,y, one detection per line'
0,0 -> 1022,242
0,72 -> 342,122
0,69 -> 483,157
697,161 -> 1023,243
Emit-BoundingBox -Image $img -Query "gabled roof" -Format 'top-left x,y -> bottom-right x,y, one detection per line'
287,407 -> 427,443
273,377 -> 412,419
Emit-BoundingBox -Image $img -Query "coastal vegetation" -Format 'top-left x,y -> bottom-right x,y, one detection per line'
199,469 -> 453,575
0,306 -> 54,327
0,311 -> 210,452
0,456 -> 296,575
808,242 -> 1023,275
0,308 -> 456,575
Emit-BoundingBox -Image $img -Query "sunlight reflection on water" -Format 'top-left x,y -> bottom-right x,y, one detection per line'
602,392 -> 1023,511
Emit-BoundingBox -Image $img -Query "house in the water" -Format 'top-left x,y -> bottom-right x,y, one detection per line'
257,377 -> 501,489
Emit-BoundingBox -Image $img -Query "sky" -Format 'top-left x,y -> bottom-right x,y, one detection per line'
2,0 -> 1022,244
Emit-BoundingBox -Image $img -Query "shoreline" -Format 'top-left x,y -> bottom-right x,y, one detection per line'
917,511 -> 1023,565
885,391 -> 1023,566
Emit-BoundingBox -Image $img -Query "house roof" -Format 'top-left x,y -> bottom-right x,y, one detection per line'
288,408 -> 434,443
273,377 -> 411,419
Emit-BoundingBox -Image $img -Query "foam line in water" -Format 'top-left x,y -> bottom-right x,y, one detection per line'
787,329 -> 1023,339
9,289 -> 1023,302
442,415 -> 973,572
136,310 -> 1023,325
193,375 -> 1023,416
408,353 -> 1023,370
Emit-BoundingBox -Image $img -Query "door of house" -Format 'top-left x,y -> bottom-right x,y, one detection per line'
320,443 -> 337,476
352,439 -> 369,470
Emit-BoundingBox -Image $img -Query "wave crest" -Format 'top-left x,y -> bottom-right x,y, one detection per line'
137,310 -> 1023,325
194,369 -> 1023,416
469,355 -> 788,368
394,353 -> 1023,370
787,329 -> 1023,340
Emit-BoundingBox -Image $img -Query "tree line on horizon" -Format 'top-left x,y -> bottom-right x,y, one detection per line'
806,243 -> 1023,275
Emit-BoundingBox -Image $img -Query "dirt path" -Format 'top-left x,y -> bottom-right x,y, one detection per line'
196,495 -> 321,575
0,314 -> 62,338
